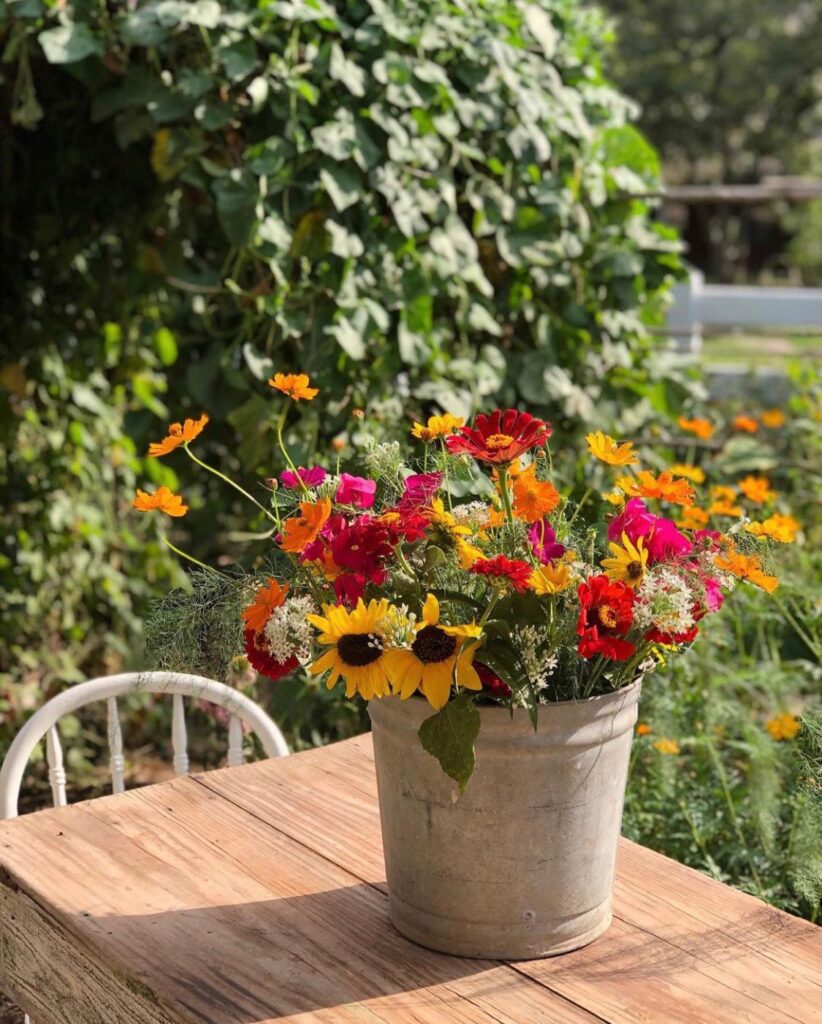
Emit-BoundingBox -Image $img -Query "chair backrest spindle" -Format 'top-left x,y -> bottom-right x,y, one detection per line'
45,727 -> 67,808
107,697 -> 126,794
227,714 -> 244,767
171,693 -> 189,775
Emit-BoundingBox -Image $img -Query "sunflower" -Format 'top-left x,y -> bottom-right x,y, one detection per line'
585,431 -> 638,467
268,372 -> 319,401
148,414 -> 209,457
307,598 -> 399,700
601,532 -> 648,588
386,594 -> 482,709
133,486 -> 188,517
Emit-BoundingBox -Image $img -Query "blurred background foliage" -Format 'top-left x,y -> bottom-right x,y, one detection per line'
0,0 -> 820,932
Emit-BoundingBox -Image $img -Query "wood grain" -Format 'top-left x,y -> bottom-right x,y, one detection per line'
0,735 -> 819,1024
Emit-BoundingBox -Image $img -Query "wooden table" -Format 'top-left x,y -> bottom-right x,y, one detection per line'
0,736 -> 819,1024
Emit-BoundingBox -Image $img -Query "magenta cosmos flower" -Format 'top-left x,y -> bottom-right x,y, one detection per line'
336,473 -> 377,509
280,466 -> 327,489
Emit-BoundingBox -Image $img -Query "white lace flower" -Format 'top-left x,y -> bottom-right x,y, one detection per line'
634,567 -> 696,636
263,595 -> 316,666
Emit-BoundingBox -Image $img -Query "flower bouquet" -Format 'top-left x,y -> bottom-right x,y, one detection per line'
136,373 -> 780,958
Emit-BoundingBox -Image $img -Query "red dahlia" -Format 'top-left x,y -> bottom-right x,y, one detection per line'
244,629 -> 299,681
576,575 -> 636,661
470,555 -> 533,593
446,409 -> 551,465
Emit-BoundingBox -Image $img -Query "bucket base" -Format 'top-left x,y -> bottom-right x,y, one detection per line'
388,894 -> 613,960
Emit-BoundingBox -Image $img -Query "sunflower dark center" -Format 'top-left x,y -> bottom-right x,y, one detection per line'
337,632 -> 384,667
412,625 -> 457,664
626,560 -> 644,579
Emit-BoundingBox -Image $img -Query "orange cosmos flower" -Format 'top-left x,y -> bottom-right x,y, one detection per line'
678,416 -> 714,440
635,722 -> 652,736
738,475 -> 776,505
733,414 -> 759,433
279,497 -> 331,553
585,431 -> 639,467
761,409 -> 786,428
765,713 -> 800,741
148,414 -> 209,457
133,486 -> 188,517
410,413 -> 464,442
677,505 -> 710,530
711,485 -> 737,503
512,463 -> 561,522
746,514 -> 800,544
653,738 -> 680,755
709,498 -> 743,518
715,549 -> 778,593
243,578 -> 289,633
268,373 -> 319,401
616,470 -> 694,506
669,463 -> 706,484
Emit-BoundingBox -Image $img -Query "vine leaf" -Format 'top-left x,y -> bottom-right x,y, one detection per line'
418,692 -> 480,794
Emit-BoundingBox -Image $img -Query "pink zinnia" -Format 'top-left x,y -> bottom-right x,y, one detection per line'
645,517 -> 693,563
398,472 -> 443,510
336,473 -> 377,509
608,498 -> 655,543
280,465 -> 327,489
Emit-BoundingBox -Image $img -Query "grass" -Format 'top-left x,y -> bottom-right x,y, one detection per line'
702,332 -> 822,370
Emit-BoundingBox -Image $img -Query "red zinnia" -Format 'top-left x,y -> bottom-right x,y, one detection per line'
330,517 -> 396,581
471,555 -> 533,593
577,575 -> 636,661
446,409 -> 551,465
645,625 -> 698,646
476,663 -> 512,699
244,629 -> 299,681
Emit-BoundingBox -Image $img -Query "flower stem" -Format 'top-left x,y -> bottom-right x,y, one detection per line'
497,465 -> 515,525
161,536 -> 214,573
184,445 -> 278,524
276,405 -> 311,498
566,486 -> 593,528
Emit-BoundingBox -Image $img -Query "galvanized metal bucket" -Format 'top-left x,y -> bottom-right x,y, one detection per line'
368,681 -> 641,959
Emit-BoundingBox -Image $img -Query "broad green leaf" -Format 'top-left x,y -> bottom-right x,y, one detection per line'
418,693 -> 480,794
154,328 -> 178,367
214,179 -> 258,246
39,24 -> 102,64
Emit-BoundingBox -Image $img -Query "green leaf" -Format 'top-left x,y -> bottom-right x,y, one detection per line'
418,693 -> 480,793
154,327 -> 178,367
38,24 -> 103,65
214,179 -> 258,245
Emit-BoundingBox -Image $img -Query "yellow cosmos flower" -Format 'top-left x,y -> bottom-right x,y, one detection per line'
585,431 -> 639,466
307,598 -> 399,700
410,413 -> 464,442
738,475 -> 776,505
428,497 -> 472,541
529,561 -> 572,595
456,537 -> 485,568
386,594 -> 482,709
268,372 -> 319,401
601,532 -> 648,588
602,490 -> 625,506
678,416 -> 714,439
765,713 -> 800,741
669,463 -> 706,484
761,409 -> 786,428
653,738 -> 680,755
746,513 -> 800,544
133,486 -> 188,517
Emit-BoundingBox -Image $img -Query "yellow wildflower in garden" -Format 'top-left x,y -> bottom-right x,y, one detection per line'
410,413 -> 464,442
765,713 -> 801,741
653,738 -> 680,755
669,463 -> 706,484
456,537 -> 485,569
733,414 -> 759,433
133,486 -> 188,517
601,533 -> 648,589
585,431 -> 639,466
677,415 -> 714,439
307,598 -> 399,700
746,513 -> 800,543
678,506 -> 710,530
386,594 -> 482,709
529,562 -> 572,595
738,475 -> 776,505
268,372 -> 319,401
709,485 -> 742,517
602,490 -> 625,506
761,409 -> 786,428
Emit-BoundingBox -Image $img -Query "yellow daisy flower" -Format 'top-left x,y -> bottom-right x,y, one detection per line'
746,513 -> 800,544
529,561 -> 572,595
410,413 -> 465,442
307,598 -> 399,700
601,532 -> 648,588
385,594 -> 482,710
585,431 -> 639,466
669,463 -> 706,484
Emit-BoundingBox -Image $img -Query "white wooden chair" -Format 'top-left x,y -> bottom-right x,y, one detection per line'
0,671 -> 289,1024
0,671 -> 289,819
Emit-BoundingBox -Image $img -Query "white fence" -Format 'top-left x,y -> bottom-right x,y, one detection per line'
666,270 -> 822,352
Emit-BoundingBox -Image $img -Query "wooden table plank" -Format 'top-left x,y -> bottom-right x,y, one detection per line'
0,735 -> 819,1024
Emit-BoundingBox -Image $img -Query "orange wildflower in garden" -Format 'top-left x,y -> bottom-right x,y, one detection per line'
765,713 -> 801,741
617,470 -> 694,506
585,431 -> 638,466
635,722 -> 652,736
148,413 -> 209,457
268,372 -> 319,401
677,415 -> 714,439
279,497 -> 332,553
512,463 -> 561,522
738,475 -> 776,505
133,486 -> 188,517
678,506 -> 710,530
761,409 -> 786,428
669,463 -> 706,484
243,579 -> 289,633
733,414 -> 759,433
653,738 -> 680,755
715,549 -> 778,593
